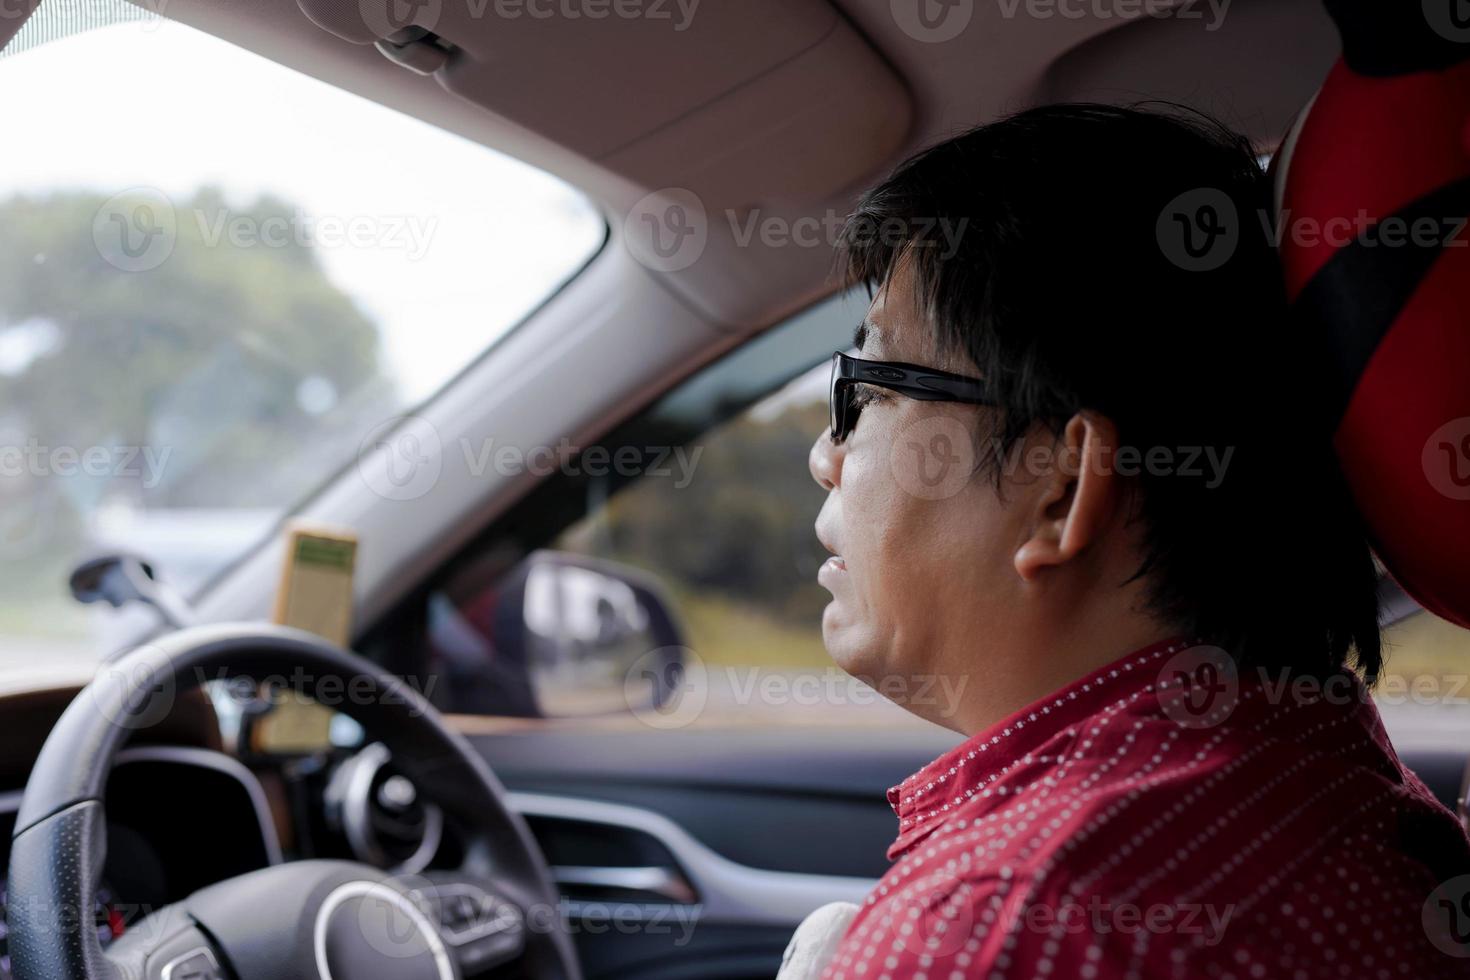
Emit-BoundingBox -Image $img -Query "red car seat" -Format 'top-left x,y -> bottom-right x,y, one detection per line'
1273,0 -> 1470,823
1274,1 -> 1470,630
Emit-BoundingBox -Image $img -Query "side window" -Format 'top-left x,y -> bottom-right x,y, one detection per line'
407,291 -> 934,731
552,375 -> 830,674
1377,610 -> 1470,745
543,367 -> 838,723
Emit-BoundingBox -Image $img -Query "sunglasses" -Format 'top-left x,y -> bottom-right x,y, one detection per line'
828,351 -> 994,443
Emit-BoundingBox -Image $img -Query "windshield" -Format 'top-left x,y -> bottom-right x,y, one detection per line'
0,14 -> 605,665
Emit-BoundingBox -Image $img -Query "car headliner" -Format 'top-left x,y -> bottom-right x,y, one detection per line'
2,0 -> 1339,328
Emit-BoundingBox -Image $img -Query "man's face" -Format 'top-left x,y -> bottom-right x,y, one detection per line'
809,267 -> 1030,720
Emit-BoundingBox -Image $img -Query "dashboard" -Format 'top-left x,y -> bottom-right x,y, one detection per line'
0,747 -> 281,979
0,730 -> 450,980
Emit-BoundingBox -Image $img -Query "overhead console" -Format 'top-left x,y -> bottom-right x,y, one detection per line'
293,0 -> 911,209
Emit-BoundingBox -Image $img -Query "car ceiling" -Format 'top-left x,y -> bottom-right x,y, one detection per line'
9,0 -> 1340,327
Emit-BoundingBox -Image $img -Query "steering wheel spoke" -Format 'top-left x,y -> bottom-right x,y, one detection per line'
106,905 -> 226,980
408,875 -> 528,976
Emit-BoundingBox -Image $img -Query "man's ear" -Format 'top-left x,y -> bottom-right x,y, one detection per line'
1013,413 -> 1121,581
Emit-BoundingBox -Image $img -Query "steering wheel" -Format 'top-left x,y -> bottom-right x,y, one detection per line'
4,624 -> 582,980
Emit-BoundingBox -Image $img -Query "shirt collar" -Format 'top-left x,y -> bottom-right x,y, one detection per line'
886,635 -> 1191,858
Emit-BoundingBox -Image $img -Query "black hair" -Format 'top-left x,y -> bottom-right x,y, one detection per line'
840,103 -> 1382,683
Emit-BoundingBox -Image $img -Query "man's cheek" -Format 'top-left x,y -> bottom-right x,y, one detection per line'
841,432 -> 891,492
865,493 -> 917,575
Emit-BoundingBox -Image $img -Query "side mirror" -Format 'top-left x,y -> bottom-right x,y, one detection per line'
499,551 -> 688,718
69,553 -> 194,629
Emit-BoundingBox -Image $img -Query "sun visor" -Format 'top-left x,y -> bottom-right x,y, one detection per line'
293,0 -> 911,207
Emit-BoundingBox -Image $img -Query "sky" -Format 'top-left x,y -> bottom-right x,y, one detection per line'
0,14 -> 606,401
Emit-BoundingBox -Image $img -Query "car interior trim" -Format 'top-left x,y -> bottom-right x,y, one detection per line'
508,792 -> 875,928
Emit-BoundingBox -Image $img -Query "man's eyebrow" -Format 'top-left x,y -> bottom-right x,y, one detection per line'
853,319 -> 871,350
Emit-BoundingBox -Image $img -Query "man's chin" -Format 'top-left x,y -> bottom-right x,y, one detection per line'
820,607 -> 879,678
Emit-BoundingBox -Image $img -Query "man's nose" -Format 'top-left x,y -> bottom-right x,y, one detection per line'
809,428 -> 841,491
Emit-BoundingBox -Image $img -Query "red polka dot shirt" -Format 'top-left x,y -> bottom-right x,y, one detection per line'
821,637 -> 1470,979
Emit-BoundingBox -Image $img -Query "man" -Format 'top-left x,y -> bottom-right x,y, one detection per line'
805,104 -> 1470,978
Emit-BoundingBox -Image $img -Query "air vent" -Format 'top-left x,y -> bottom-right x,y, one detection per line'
326,743 -> 443,872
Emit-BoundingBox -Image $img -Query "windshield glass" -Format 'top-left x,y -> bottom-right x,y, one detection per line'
0,14 -> 605,665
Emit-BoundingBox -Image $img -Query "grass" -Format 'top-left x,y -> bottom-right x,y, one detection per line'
670,587 -> 832,669
0,593 -> 91,638
1378,611 -> 1470,699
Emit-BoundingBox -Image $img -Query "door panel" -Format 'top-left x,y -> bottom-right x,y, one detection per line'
470,727 -> 957,980
472,729 -> 955,878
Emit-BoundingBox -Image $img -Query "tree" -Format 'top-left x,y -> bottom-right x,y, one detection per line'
0,188 -> 390,601
565,399 -> 834,630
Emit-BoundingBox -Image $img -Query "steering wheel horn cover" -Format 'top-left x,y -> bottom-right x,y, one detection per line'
313,879 -> 456,980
